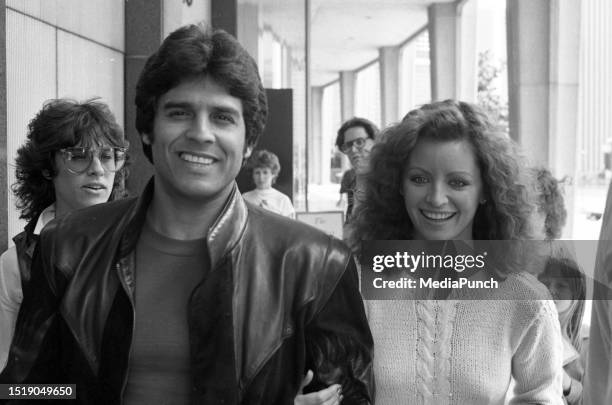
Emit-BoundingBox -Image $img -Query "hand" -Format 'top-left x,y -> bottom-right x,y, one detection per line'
294,370 -> 343,405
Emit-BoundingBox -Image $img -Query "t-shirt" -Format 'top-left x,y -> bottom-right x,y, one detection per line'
242,188 -> 295,218
123,220 -> 208,405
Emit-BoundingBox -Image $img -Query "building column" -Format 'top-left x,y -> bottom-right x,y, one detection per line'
427,0 -> 478,102
457,0 -> 478,102
0,0 -> 7,249
237,2 -> 260,62
124,0 -> 163,194
379,46 -> 400,127
310,86 -> 325,183
507,0 -> 580,235
211,0 -> 237,36
340,71 -> 356,122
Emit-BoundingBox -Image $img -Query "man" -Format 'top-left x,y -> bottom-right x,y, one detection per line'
334,118 -> 378,223
1,24 -> 373,404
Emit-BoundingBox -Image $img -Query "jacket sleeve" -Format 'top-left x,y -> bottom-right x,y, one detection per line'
0,237 -> 64,387
304,254 -> 375,405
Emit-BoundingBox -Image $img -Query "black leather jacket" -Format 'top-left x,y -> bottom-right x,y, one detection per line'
1,179 -> 374,404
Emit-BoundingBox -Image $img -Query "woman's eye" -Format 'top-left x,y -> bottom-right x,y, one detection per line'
410,176 -> 428,184
449,179 -> 468,188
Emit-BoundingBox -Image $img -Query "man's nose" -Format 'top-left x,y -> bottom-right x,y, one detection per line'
348,142 -> 362,154
187,116 -> 216,142
88,154 -> 105,176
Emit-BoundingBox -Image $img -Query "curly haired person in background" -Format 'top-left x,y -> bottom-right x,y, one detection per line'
0,98 -> 128,370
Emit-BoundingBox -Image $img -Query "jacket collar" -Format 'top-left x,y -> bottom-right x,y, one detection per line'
119,177 -> 249,268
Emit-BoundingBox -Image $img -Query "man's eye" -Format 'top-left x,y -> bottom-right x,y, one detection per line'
168,110 -> 190,118
100,152 -> 114,161
214,113 -> 235,123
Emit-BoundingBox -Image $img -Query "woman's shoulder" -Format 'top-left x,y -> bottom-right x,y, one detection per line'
495,272 -> 552,300
493,272 -> 558,324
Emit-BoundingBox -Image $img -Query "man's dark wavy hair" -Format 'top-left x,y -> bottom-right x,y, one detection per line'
135,23 -> 268,162
12,98 -> 129,222
350,100 -> 536,246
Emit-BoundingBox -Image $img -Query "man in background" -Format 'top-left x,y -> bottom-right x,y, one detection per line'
334,117 -> 378,223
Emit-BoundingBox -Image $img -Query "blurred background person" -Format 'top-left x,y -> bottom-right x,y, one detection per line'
335,117 -> 378,223
0,98 -> 129,370
533,167 -> 568,241
243,149 -> 295,218
539,257 -> 586,405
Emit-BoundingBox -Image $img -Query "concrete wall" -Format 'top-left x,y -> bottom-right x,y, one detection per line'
4,0 -> 125,245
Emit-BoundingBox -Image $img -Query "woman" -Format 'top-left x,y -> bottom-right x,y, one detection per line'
0,98 -> 128,370
352,100 -> 563,404
539,257 -> 585,404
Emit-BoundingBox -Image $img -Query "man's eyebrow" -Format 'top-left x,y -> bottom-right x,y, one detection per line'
160,101 -> 193,110
212,105 -> 242,116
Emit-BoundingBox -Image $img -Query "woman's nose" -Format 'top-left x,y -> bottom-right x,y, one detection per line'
425,184 -> 448,207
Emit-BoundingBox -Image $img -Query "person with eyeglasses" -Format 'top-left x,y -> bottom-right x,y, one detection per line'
335,117 -> 379,225
0,98 -> 128,371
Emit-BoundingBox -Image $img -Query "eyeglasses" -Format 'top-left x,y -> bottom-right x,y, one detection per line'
59,146 -> 128,175
340,137 -> 368,154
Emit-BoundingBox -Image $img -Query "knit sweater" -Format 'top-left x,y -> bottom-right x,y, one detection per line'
367,272 -> 564,405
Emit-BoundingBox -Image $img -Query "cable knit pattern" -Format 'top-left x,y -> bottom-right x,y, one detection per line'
366,272 -> 564,405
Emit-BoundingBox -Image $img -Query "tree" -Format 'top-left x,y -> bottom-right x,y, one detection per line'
477,50 -> 509,133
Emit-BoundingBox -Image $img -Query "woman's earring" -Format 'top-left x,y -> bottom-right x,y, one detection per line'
42,169 -> 52,180
480,198 -> 487,205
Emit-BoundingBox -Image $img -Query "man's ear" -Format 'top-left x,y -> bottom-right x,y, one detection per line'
142,133 -> 152,145
244,145 -> 253,159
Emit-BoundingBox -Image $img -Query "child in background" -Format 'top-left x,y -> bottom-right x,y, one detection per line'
242,149 -> 295,218
539,257 -> 586,405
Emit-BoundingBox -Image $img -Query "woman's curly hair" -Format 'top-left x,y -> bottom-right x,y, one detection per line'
12,98 -> 129,222
350,100 -> 536,248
